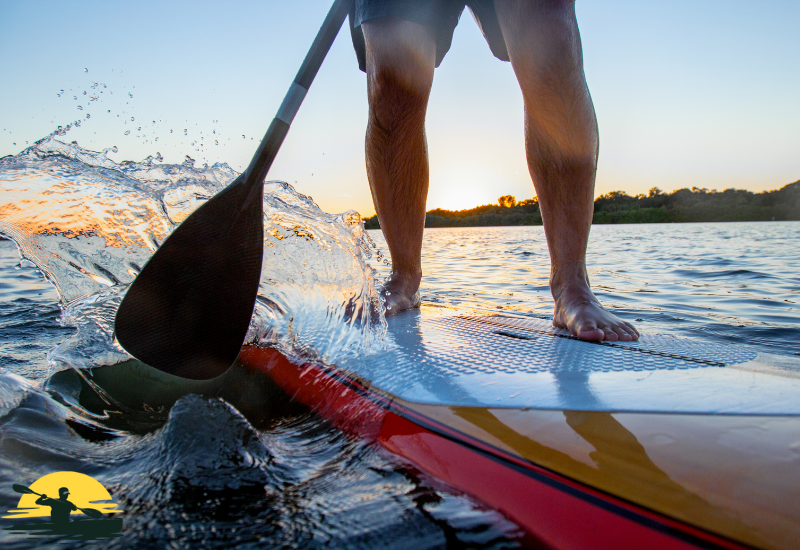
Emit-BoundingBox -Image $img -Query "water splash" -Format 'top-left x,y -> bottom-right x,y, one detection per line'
248,183 -> 385,365
0,136 -> 385,376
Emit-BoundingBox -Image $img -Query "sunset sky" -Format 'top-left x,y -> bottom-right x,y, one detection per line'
2,0 -> 799,216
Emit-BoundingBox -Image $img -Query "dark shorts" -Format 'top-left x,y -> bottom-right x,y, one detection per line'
349,0 -> 509,72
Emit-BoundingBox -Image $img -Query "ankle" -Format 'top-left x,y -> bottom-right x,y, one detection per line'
551,262 -> 588,288
385,271 -> 422,295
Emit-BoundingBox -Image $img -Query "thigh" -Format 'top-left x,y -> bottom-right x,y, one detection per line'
494,0 -> 584,90
351,0 -> 465,71
362,17 -> 437,92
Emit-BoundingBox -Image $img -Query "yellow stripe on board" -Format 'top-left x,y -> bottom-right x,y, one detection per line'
402,401 -> 800,550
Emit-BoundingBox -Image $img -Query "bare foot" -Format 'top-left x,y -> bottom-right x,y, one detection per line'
382,272 -> 421,316
552,283 -> 639,342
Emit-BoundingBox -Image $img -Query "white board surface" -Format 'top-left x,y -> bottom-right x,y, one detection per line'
333,307 -> 800,414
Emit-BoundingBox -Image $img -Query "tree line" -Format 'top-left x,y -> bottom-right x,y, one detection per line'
362,180 -> 800,229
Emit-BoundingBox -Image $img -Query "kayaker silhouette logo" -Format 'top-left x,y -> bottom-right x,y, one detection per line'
3,471 -> 124,540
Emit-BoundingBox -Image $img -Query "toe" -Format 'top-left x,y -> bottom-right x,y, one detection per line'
619,322 -> 639,341
602,329 -> 619,342
617,330 -> 633,342
575,327 -> 605,341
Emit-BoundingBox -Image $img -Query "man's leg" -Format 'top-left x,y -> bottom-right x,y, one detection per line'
494,0 -> 639,341
362,18 -> 437,313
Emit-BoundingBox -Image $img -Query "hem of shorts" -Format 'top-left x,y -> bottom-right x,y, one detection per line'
354,5 -> 442,28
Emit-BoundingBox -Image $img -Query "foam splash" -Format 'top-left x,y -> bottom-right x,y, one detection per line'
0,136 -> 386,375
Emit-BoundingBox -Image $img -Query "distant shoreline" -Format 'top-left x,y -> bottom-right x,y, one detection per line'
363,181 -> 800,229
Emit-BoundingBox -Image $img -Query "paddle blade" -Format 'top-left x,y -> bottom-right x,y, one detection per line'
80,507 -> 104,519
115,174 -> 264,380
12,484 -> 36,495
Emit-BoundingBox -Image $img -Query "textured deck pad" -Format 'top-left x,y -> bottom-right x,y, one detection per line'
335,309 -> 800,414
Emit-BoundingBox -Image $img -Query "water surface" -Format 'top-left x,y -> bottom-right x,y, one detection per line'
1,138 -> 798,547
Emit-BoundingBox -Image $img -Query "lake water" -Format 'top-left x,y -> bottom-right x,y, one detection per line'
1,139 -> 798,547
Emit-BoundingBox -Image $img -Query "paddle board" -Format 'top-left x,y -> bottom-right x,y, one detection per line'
239,304 -> 800,550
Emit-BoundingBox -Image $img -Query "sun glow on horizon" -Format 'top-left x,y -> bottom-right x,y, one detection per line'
427,165 -> 530,212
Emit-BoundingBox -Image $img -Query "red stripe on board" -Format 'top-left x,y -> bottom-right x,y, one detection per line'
238,346 -> 751,550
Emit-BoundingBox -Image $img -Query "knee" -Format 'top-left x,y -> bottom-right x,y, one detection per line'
367,64 -> 430,130
363,18 -> 435,130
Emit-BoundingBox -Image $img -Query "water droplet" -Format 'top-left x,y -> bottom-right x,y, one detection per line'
83,67 -> 88,72
77,105 -> 83,110
128,92 -> 133,98
107,110 -> 111,113
73,96 -> 77,100
83,91 -> 87,95
242,135 -> 245,139
86,114 -> 90,119
215,140 -> 218,145
57,89 -> 64,96
137,127 -> 141,131
183,129 -> 187,136
112,146 -> 118,153
124,130 -> 130,135
12,142 -> 16,146
131,117 -> 134,121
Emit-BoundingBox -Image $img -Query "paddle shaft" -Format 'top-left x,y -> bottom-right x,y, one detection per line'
113,0 -> 353,378
245,0 -> 352,192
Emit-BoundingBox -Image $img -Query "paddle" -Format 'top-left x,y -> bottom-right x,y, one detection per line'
114,0 -> 353,380
12,484 -> 104,519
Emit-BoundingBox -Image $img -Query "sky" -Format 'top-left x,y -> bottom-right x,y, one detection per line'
1,0 -> 799,216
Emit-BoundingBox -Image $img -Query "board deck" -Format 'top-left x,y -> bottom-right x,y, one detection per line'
332,306 -> 800,414
239,305 -> 800,550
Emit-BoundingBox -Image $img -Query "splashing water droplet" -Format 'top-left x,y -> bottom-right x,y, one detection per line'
83,67 -> 88,72
137,127 -> 141,131
128,92 -> 133,98
183,129 -> 187,136
124,130 -> 130,135
57,89 -> 64,96
77,105 -> 83,110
